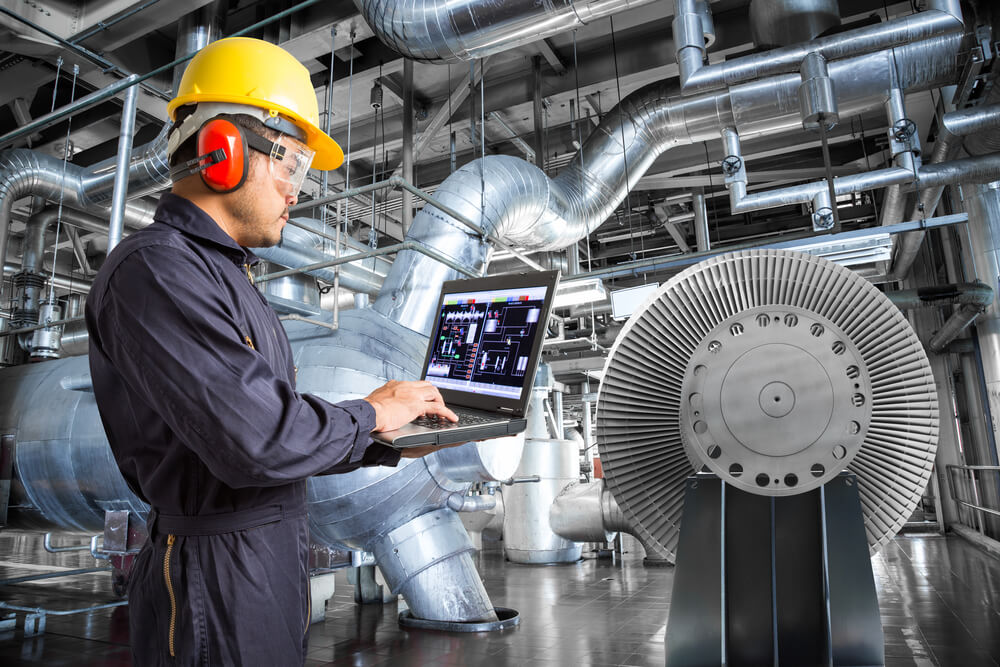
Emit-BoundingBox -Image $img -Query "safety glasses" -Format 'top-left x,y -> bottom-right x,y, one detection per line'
246,131 -> 315,195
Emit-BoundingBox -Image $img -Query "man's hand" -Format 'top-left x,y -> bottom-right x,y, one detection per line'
364,380 -> 458,433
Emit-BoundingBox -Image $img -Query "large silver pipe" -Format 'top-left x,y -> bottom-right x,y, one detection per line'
172,3 -> 221,94
254,221 -> 388,296
107,84 -> 139,252
675,0 -> 963,94
887,103 -> 1000,278
375,37 -> 963,334
748,0 -> 841,49
355,0 -> 658,63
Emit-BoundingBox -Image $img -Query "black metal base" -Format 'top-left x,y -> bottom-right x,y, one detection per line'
664,472 -> 883,666
397,606 -> 519,632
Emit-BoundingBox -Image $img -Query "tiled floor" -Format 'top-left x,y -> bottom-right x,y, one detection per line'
1,530 -> 999,665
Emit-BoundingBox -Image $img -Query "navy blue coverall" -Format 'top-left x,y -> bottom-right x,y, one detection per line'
86,193 -> 400,665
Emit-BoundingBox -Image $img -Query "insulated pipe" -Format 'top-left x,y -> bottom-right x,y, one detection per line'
107,84 -> 138,252
354,0 -> 659,63
929,304 -> 987,353
675,0 -> 963,94
886,282 -> 994,310
375,39 -> 963,333
886,103 -> 1000,279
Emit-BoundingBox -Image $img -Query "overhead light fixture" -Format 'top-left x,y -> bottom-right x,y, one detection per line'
610,282 -> 660,320
784,233 -> 892,267
553,278 -> 608,308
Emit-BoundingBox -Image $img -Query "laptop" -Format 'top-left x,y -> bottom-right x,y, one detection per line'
374,270 -> 561,448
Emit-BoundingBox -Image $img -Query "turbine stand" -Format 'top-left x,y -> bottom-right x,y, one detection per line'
664,471 -> 884,666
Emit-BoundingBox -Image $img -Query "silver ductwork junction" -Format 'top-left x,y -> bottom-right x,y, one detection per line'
597,249 -> 939,562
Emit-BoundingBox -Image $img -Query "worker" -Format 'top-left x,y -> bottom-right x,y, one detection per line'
85,37 -> 458,666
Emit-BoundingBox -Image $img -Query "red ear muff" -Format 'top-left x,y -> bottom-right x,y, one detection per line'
197,118 -> 249,193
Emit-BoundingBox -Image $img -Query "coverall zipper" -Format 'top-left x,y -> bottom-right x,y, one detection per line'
164,534 -> 177,657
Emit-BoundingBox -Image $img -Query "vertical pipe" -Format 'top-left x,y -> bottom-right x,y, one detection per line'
960,181 -> 1000,537
693,188 -> 710,251
107,84 -> 138,252
401,59 -> 414,237
532,56 -> 544,171
320,27 -> 336,228
172,2 -> 221,93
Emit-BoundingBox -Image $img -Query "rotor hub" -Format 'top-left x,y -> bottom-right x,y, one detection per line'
681,307 -> 871,496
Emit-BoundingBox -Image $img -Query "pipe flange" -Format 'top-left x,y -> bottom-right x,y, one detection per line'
679,306 -> 872,496
398,606 -> 519,632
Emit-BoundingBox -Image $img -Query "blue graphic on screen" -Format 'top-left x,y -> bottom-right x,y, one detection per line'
424,285 -> 548,399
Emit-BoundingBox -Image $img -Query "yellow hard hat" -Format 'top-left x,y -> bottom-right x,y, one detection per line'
167,37 -> 343,171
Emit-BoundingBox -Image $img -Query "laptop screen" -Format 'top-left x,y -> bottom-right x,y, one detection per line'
425,283 -> 549,400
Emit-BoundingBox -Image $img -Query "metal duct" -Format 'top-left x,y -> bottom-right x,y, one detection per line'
354,0 -> 659,63
598,250 -> 938,562
376,33 -> 962,334
885,103 -> 1000,279
254,219 -> 389,296
749,0 -> 841,49
675,0 -> 963,94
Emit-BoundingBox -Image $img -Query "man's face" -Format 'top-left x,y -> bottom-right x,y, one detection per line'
225,134 -> 308,248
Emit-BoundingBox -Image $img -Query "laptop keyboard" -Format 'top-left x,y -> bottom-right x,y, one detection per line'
412,412 -> 500,430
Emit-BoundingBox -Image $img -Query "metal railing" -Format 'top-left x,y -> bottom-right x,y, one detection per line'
946,464 -> 1000,533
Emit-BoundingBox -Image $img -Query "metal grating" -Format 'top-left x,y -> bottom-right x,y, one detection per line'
597,249 -> 939,562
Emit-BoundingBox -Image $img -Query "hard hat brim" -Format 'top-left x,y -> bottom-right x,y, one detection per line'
168,93 -> 344,171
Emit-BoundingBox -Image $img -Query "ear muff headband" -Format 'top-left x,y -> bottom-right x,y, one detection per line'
197,117 -> 249,193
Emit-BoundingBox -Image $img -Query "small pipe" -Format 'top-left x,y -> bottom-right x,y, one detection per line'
886,282 -> 993,310
107,84 -> 138,252
930,303 -> 987,353
446,493 -> 497,512
69,0 -> 166,44
256,241 -> 478,284
692,189 -> 709,251
0,316 -> 85,339
43,533 -> 93,553
278,314 -> 338,331
401,59 -> 415,236
677,0 -> 963,94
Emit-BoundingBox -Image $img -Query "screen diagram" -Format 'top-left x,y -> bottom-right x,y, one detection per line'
425,285 -> 548,399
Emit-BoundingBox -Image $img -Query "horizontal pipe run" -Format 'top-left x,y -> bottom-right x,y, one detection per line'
0,567 -> 112,587
679,0 -> 963,94
278,314 -> 338,331
570,213 -> 968,281
731,167 -> 913,213
255,241 -> 479,284
731,152 -> 1000,215
886,282 -> 994,309
0,316 -> 85,339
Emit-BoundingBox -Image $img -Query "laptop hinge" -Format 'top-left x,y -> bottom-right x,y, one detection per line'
498,407 -> 514,413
